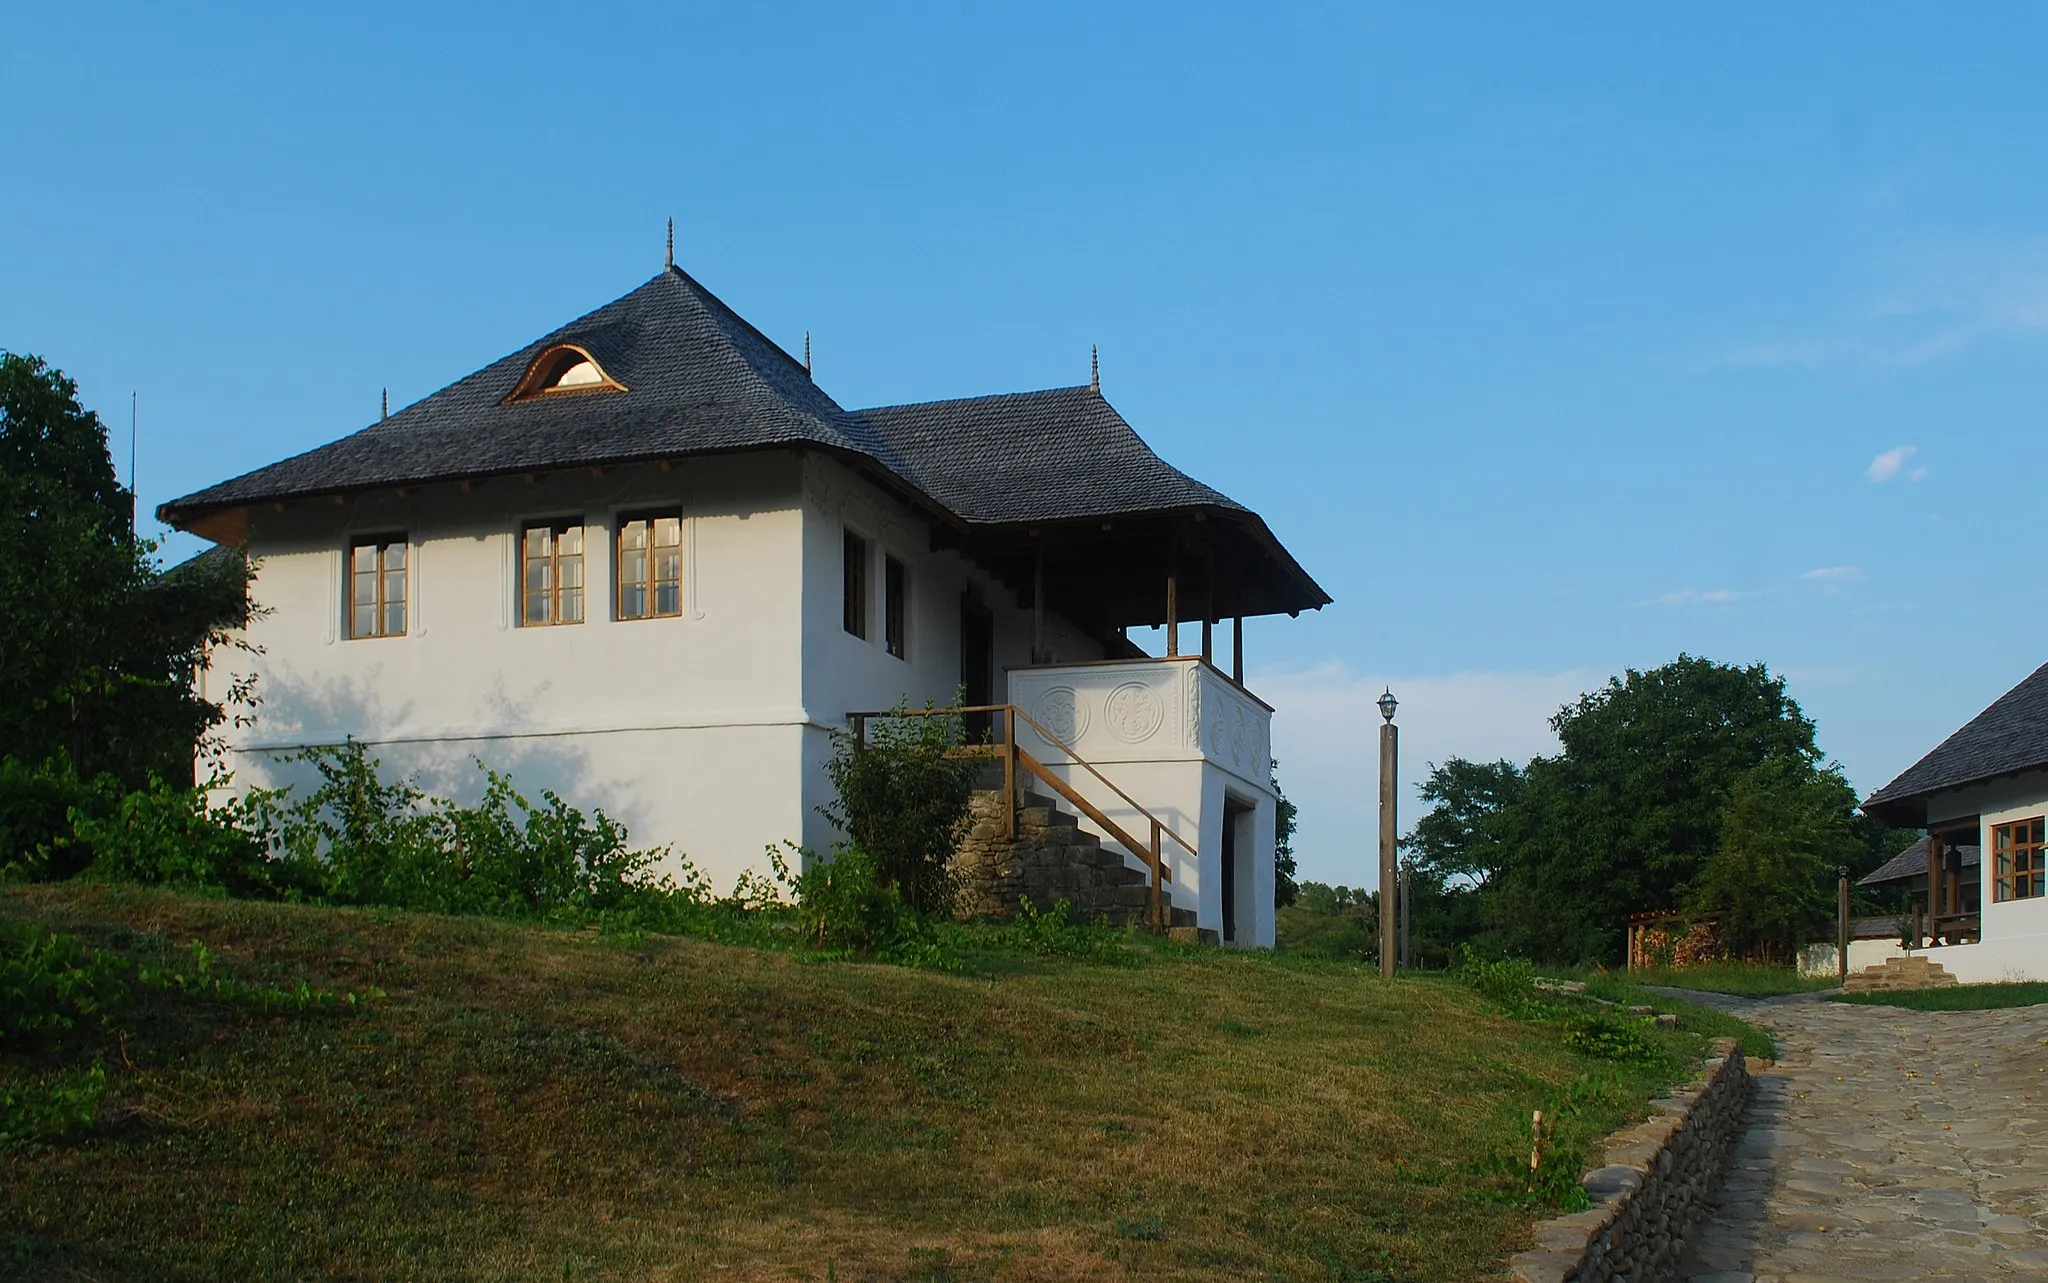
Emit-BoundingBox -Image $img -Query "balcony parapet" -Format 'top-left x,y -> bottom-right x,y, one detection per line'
1007,655 -> 1272,790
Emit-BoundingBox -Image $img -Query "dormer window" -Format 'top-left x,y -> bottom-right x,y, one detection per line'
504,343 -> 626,402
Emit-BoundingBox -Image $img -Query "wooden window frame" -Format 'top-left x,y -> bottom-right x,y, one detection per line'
1992,817 -> 2046,903
884,553 -> 908,659
520,519 -> 586,627
843,529 -> 869,640
615,510 -> 683,621
347,534 -> 408,640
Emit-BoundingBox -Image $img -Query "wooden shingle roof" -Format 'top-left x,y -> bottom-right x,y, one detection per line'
1864,662 -> 2048,825
161,268 -> 1330,618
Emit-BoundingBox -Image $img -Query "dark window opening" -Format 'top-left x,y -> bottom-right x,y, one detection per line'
843,530 -> 868,639
884,555 -> 907,659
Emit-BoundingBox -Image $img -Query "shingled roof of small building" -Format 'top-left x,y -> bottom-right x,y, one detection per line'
160,267 -> 1328,614
1859,836 -> 1980,887
1863,660 -> 2048,825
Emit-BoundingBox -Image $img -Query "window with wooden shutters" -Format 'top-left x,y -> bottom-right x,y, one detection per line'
843,530 -> 868,639
1992,817 -> 2046,902
617,512 -> 682,620
348,536 -> 407,639
521,521 -> 585,626
884,554 -> 907,659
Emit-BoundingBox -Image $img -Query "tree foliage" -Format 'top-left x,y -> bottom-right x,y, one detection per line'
819,707 -> 980,915
0,353 -> 252,792
1400,655 -> 1890,965
1685,757 -> 1862,961
1271,758 -> 1299,908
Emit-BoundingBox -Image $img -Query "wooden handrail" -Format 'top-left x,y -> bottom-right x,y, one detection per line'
1012,746 -> 1169,885
1009,705 -> 1199,861
843,702 -> 1198,920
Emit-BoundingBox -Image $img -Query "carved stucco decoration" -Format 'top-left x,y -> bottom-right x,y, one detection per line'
1032,685 -> 1089,745
1104,681 -> 1165,744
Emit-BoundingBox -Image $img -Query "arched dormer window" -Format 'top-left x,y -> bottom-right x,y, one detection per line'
504,343 -> 627,402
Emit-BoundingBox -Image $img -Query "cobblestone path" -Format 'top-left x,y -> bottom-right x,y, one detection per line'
1669,990 -> 2048,1281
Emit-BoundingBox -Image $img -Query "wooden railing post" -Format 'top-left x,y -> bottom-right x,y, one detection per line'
851,713 -> 866,752
1150,818 -> 1163,932
1003,705 -> 1017,842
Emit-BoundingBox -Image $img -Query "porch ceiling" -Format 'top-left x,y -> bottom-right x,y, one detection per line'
941,507 -> 1331,636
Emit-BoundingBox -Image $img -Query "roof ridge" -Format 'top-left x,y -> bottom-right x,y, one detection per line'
854,384 -> 1097,416
662,265 -> 824,400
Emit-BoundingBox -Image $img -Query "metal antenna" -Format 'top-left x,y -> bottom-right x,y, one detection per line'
1090,344 -> 1099,392
804,331 -> 812,377
382,388 -> 389,421
665,218 -> 674,270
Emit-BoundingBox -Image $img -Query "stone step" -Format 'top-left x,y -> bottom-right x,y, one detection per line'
1842,954 -> 1959,992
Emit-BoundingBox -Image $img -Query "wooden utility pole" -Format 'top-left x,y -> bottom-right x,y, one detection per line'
1379,712 -> 1397,979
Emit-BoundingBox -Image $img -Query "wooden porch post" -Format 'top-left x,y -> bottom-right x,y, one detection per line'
1003,706 -> 1017,841
1232,615 -> 1243,684
1165,539 -> 1179,657
1926,834 -> 1943,940
1202,548 -> 1215,663
1031,543 -> 1045,664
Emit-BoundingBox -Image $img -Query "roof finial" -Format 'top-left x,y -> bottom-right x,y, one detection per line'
1090,344 -> 1099,392
381,387 -> 389,420
804,331 -> 813,377
665,218 -> 674,270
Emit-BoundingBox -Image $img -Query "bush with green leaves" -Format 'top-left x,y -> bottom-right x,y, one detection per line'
1454,945 -> 1538,1008
819,705 -> 980,916
1,924 -> 127,1051
0,757 -> 119,882
770,842 -> 930,958
257,740 -> 693,921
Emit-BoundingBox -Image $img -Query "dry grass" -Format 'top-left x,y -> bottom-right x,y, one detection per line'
1,885 -> 1727,1281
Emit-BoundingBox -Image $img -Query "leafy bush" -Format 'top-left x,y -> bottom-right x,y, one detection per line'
1560,1014 -> 1664,1066
259,741 -> 692,921
0,1062 -> 105,1148
819,705 -> 979,915
996,897 -> 1134,964
72,780 -> 284,897
0,757 -> 118,882
771,843 -> 928,957
1,924 -> 126,1050
1454,945 -> 1537,1007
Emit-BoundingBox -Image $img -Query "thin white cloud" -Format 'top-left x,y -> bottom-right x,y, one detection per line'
1656,588 -> 1744,607
1256,662 -> 1601,887
1801,565 -> 1862,581
1867,446 -> 1921,483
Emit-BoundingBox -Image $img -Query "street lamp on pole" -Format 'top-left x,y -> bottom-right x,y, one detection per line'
1378,688 -> 1398,979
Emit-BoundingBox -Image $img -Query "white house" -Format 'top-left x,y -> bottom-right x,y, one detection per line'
160,260 -> 1328,946
1861,662 -> 2048,983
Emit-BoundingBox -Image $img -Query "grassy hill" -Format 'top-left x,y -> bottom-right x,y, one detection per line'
2,886 -> 1741,1281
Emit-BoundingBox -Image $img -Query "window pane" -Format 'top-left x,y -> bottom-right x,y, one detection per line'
655,549 -> 680,588
383,542 -> 405,570
384,599 -> 405,636
560,588 -> 583,624
656,582 -> 680,616
620,519 -> 647,551
352,544 -> 376,574
621,583 -> 647,619
523,526 -> 549,558
654,516 -> 681,548
558,525 -> 582,556
525,587 -> 550,624
383,568 -> 406,609
558,555 -> 582,590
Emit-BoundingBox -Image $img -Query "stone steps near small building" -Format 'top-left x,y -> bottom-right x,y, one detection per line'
952,784 -> 1193,931
1842,954 -> 1959,992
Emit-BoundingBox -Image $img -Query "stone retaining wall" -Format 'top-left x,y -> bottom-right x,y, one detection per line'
1509,1038 -> 1752,1283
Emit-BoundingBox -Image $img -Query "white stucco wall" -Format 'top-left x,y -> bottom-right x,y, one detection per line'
1919,772 -> 2048,983
206,449 -> 1119,896
1009,658 -> 1279,946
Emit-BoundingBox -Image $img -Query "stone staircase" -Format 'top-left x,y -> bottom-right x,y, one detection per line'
1842,954 -> 1959,993
951,776 -> 1195,930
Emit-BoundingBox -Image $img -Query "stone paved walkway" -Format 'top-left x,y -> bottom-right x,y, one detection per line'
1668,989 -> 2048,1281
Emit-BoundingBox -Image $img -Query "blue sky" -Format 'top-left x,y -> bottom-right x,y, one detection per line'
6,4 -> 2045,884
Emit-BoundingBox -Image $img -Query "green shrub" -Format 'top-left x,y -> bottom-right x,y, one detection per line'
72,780 -> 285,897
1454,945 -> 1537,1007
998,897 -> 1133,964
772,843 -> 928,957
0,757 -> 118,881
0,923 -> 126,1050
0,1061 -> 106,1148
1560,1014 -> 1664,1066
819,705 -> 979,915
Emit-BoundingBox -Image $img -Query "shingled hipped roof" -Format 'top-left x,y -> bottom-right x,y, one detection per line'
160,267 -> 1329,618
1863,661 -> 2048,825
1859,837 -> 1980,888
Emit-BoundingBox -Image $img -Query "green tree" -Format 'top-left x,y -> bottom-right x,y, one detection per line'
1685,756 -> 1862,961
819,707 -> 980,915
1405,758 -> 1524,889
1271,758 -> 1299,908
0,353 -> 251,791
